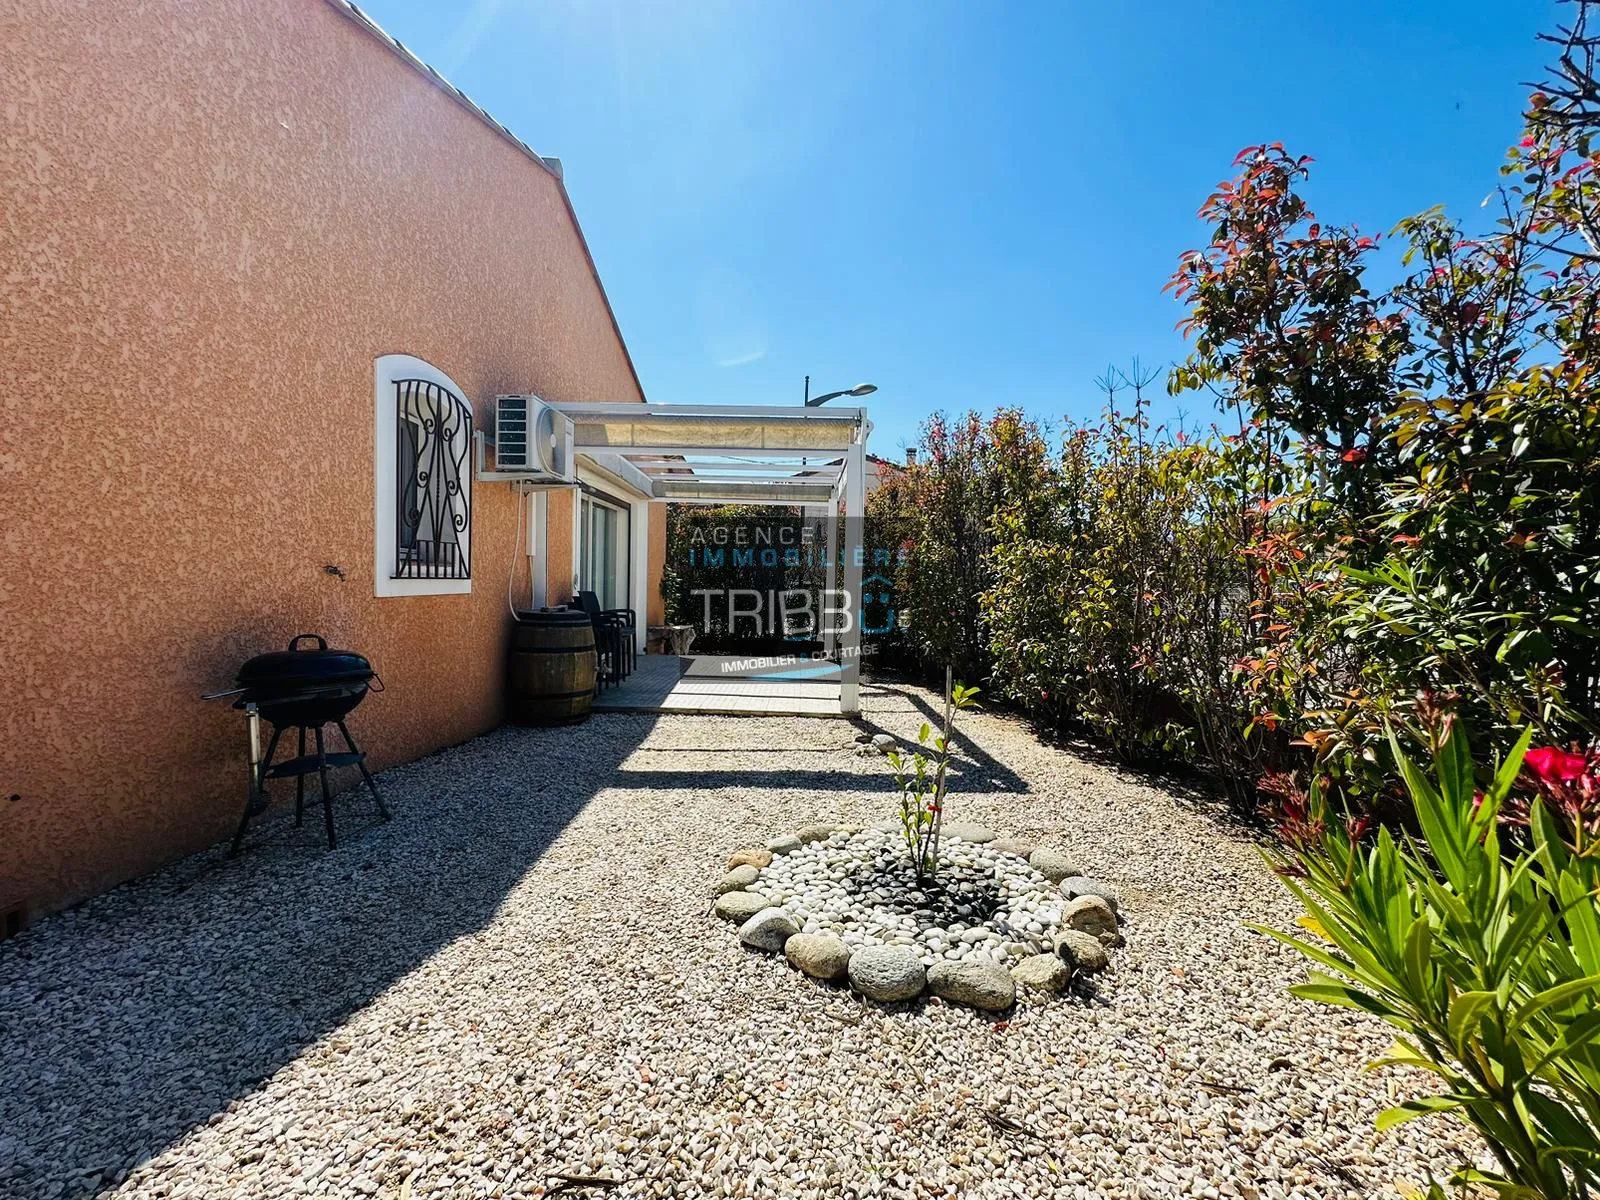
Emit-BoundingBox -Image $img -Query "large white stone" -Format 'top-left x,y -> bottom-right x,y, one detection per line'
1054,928 -> 1110,975
715,864 -> 760,894
1028,847 -> 1082,882
1060,876 -> 1121,913
786,934 -> 851,980
1012,953 -> 1072,992
941,822 -> 998,844
713,891 -> 769,923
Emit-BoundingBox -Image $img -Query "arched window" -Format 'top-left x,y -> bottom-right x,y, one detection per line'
374,355 -> 473,596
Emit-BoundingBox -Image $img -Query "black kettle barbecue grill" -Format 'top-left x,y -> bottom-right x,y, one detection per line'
212,634 -> 390,852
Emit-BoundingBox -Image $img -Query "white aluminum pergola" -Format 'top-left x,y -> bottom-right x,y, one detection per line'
547,402 -> 870,714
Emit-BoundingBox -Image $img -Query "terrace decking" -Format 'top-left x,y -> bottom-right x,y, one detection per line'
592,653 -> 844,716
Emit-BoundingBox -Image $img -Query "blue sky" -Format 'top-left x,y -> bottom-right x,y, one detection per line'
358,0 -> 1554,455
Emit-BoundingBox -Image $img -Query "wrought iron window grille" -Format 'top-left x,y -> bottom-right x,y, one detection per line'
393,378 -> 472,580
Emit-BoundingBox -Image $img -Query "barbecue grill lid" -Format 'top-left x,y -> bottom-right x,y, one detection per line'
236,634 -> 374,687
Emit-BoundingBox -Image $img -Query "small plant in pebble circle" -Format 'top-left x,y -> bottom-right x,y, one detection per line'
886,667 -> 980,882
709,672 -> 1128,1012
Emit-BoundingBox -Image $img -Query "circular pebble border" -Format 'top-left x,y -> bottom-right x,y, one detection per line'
714,823 -> 1123,1009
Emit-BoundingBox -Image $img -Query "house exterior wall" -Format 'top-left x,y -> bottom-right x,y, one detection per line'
0,0 -> 651,917
545,489 -> 579,607
647,506 -> 669,627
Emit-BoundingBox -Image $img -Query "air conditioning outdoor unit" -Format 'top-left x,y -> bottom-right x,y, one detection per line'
476,395 -> 576,485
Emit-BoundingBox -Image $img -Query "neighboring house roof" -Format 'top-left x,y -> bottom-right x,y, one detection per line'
866,454 -> 905,472
324,0 -> 647,404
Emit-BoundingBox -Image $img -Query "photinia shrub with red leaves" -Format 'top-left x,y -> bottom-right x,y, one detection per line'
1166,143 -> 1410,505
1169,18 -> 1600,779
893,410 -> 1011,683
870,3 -> 1600,825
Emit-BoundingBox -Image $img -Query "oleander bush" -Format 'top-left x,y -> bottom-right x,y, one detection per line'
1260,712 -> 1600,1198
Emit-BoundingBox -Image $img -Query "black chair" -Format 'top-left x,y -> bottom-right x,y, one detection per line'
574,591 -> 636,685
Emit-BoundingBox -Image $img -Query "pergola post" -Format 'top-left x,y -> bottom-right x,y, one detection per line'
629,497 -> 650,653
839,436 -> 865,715
822,498 -> 839,660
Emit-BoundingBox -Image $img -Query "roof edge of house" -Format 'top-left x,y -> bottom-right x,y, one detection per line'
323,0 -> 648,404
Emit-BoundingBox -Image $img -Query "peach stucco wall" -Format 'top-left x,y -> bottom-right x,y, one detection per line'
1,0 -> 651,916
545,490 -> 578,608
647,505 -> 669,626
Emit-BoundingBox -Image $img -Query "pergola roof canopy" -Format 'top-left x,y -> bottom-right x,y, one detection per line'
549,402 -> 867,505
541,399 -> 871,712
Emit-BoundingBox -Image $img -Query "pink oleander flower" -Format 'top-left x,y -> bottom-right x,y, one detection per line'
1509,745 -> 1600,852
1524,746 -> 1589,785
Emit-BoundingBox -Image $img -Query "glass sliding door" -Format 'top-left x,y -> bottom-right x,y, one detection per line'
580,494 -> 629,611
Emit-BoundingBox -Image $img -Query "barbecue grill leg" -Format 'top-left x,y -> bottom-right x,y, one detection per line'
230,724 -> 283,857
229,788 -> 254,858
314,724 -> 337,850
258,725 -> 284,803
294,726 -> 306,827
337,720 -> 389,822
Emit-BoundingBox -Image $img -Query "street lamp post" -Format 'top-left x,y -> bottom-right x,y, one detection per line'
804,377 -> 877,407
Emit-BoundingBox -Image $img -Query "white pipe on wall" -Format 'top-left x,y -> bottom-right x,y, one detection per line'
529,488 -> 548,608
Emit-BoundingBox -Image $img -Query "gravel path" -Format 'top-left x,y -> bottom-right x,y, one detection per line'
0,680 -> 1479,1200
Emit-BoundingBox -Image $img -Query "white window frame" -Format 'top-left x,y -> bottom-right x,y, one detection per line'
578,490 -> 630,612
373,354 -> 473,597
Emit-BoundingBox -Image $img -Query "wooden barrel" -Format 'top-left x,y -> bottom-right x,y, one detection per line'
508,608 -> 597,725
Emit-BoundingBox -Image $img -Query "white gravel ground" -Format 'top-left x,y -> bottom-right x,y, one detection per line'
0,679 -> 1478,1200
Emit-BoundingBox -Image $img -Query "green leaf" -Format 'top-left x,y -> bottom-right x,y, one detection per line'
1488,728 -> 1533,804
1291,977 -> 1396,1018
1450,1169 -> 1540,1199
1435,718 -> 1475,814
1472,728 -> 1532,846
1403,914 -> 1433,992
1524,1010 -> 1600,1076
1249,922 -> 1359,976
1508,975 -> 1600,1034
1390,727 -> 1469,892
1375,1096 -> 1463,1131
1446,990 -> 1498,1055
1367,1038 -> 1456,1079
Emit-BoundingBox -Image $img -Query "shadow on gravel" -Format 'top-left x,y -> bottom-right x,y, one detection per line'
1044,729 -> 1268,841
848,684 -> 1031,796
608,766 -> 904,794
0,714 -> 657,1200
867,677 -> 1265,838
